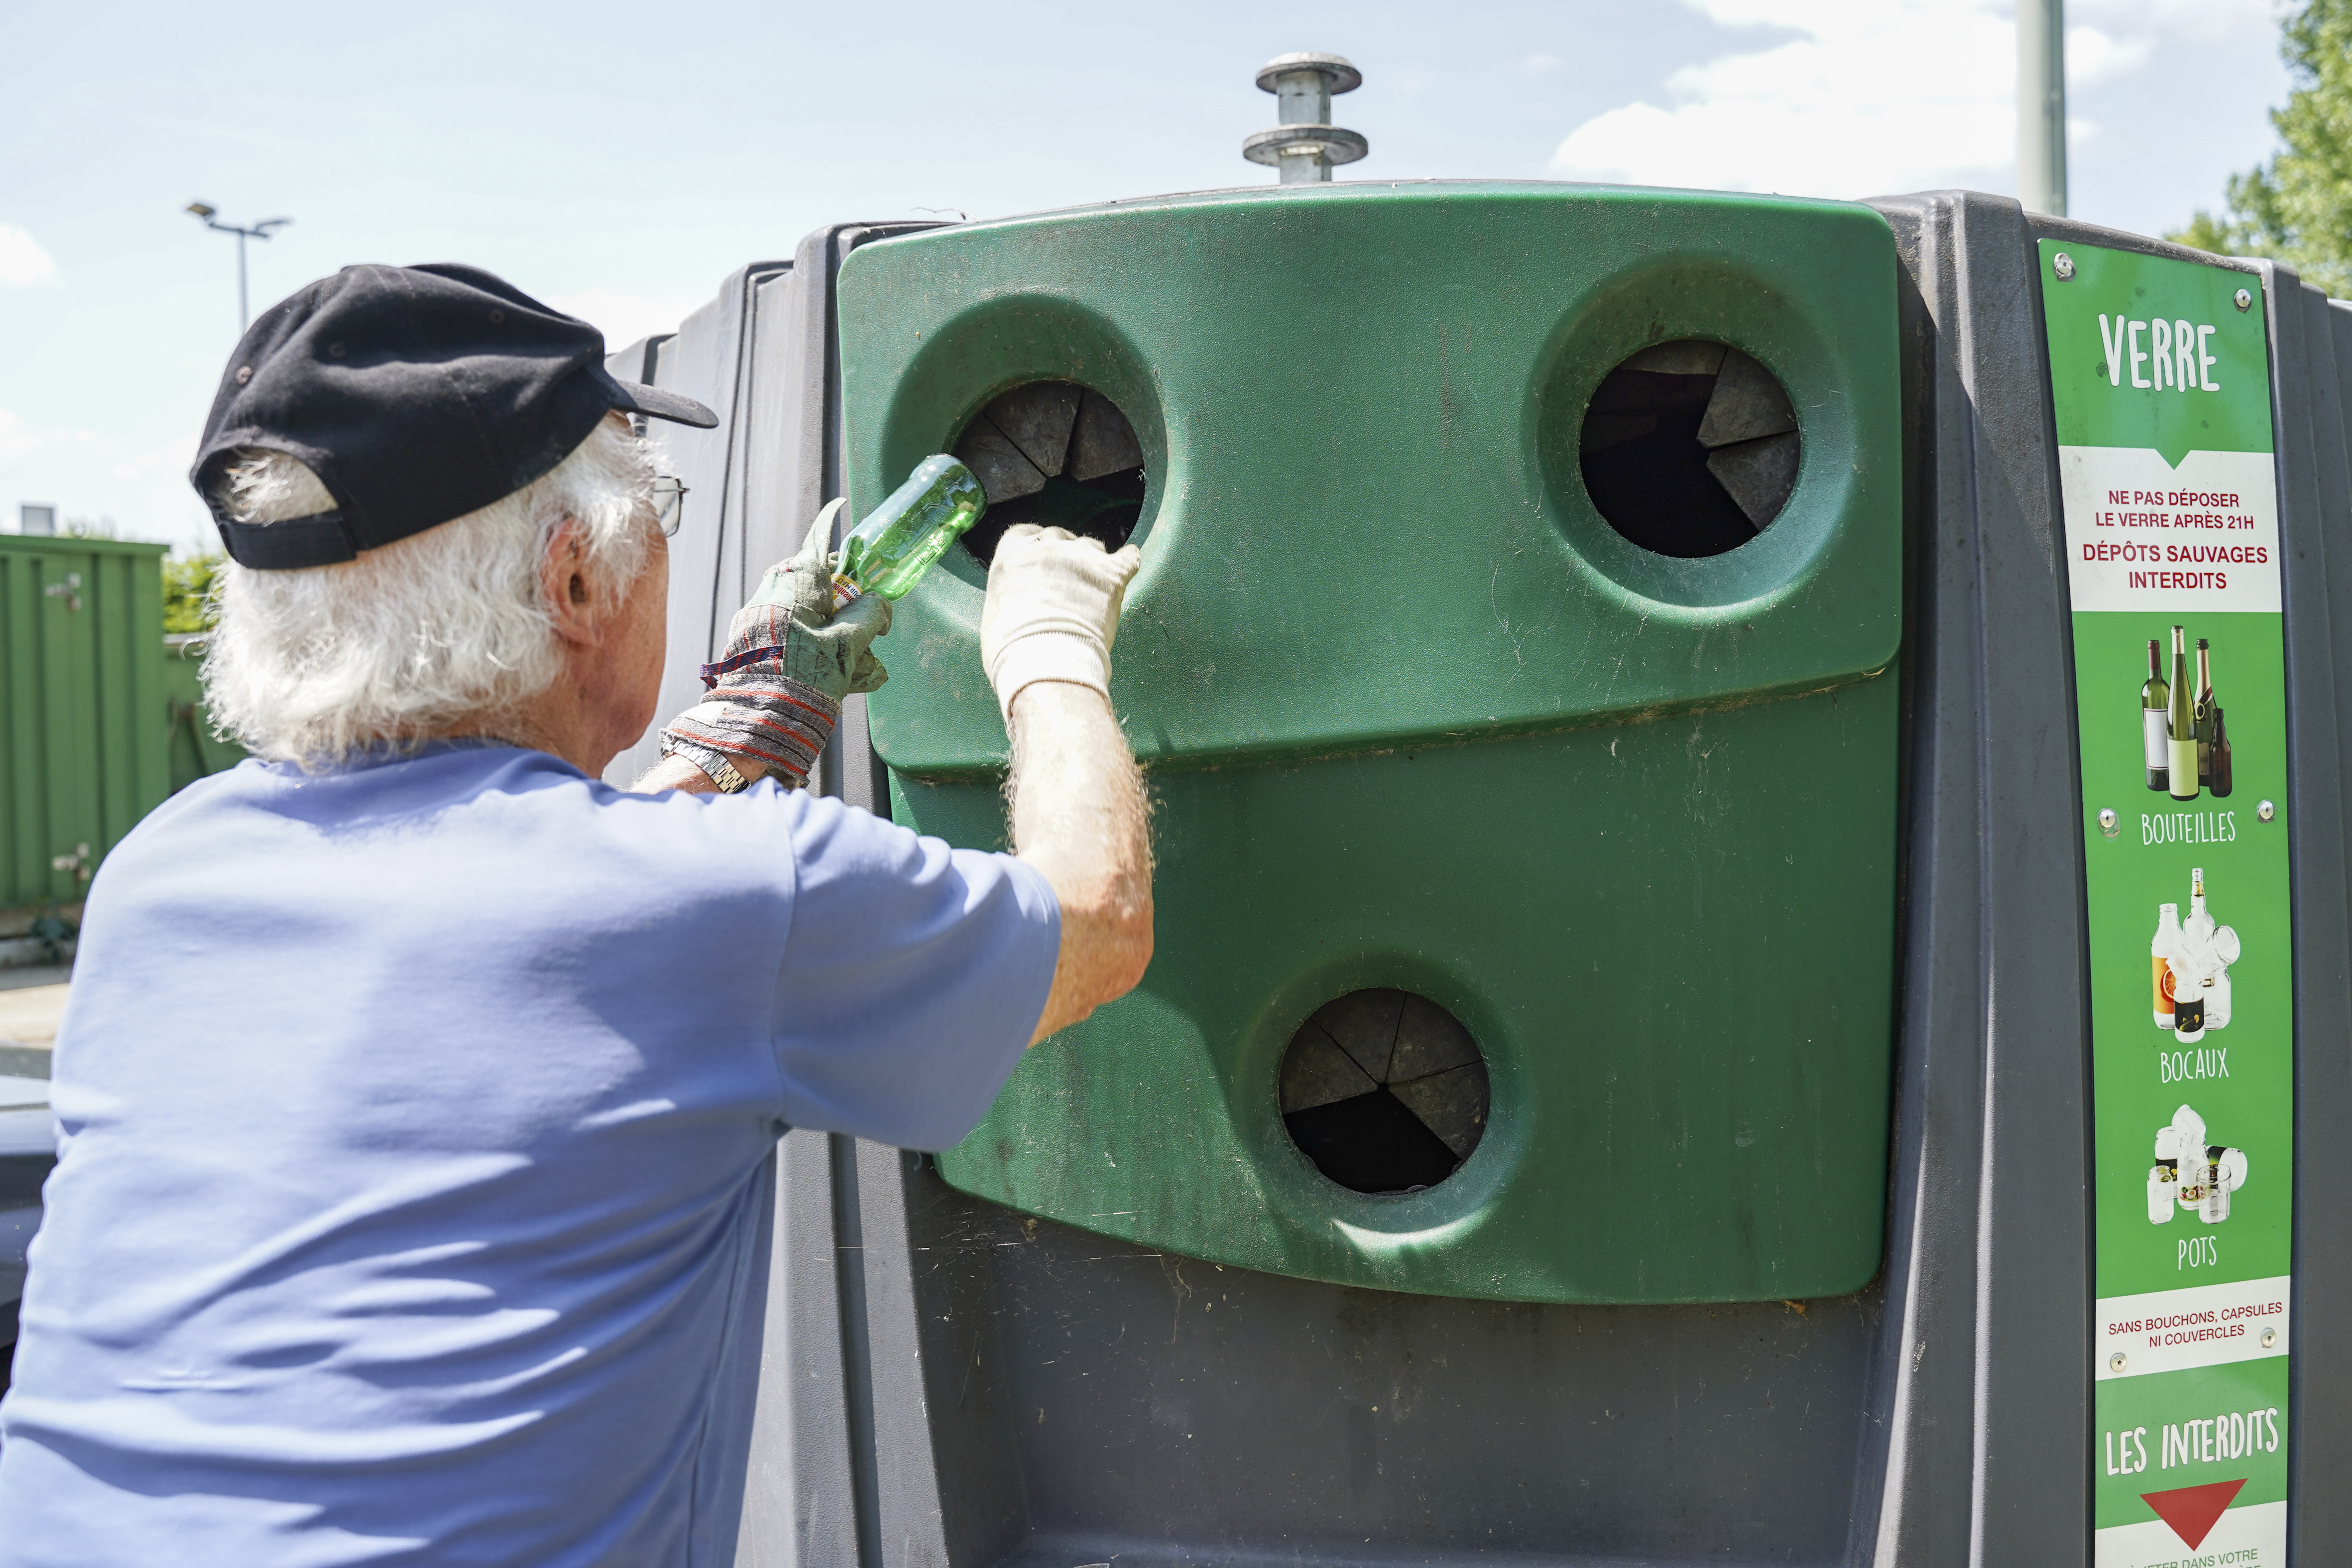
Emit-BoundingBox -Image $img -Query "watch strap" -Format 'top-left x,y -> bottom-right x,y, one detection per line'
660,732 -> 751,793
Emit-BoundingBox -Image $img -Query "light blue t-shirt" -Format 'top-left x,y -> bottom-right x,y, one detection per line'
0,745 -> 1057,1567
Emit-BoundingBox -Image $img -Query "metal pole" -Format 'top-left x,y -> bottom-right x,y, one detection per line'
184,206 -> 291,335
2017,0 -> 2067,216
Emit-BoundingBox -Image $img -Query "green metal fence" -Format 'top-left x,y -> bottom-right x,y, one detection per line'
1,536 -> 171,908
163,634 -> 246,794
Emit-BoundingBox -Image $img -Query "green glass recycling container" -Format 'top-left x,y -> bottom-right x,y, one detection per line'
841,182 -> 1903,1305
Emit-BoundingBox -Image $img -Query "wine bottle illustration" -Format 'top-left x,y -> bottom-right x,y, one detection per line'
2140,638 -> 2169,793
2167,625 -> 2199,802
2207,641 -> 2234,797
2194,638 -> 2215,788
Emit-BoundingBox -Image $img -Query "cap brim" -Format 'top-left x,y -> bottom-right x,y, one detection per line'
609,377 -> 719,429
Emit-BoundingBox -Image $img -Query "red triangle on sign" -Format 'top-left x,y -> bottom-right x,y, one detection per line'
2139,1478 -> 2248,1549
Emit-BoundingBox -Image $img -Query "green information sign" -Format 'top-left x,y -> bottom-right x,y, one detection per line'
2039,240 -> 2293,1568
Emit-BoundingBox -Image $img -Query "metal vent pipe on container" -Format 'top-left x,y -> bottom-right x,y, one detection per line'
1242,53 -> 1367,184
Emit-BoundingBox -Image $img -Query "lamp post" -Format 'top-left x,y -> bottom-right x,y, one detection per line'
2016,0 -> 2067,216
185,204 -> 292,330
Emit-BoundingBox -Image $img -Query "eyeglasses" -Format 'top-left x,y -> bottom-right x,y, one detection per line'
652,476 -> 689,537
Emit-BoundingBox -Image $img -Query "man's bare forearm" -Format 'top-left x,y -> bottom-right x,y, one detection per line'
1007,680 -> 1153,1042
633,754 -> 723,793
631,755 -> 771,794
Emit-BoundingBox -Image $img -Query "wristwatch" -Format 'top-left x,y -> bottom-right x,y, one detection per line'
662,734 -> 751,794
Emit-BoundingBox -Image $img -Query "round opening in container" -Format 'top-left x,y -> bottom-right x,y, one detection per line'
951,381 -> 1147,564
1578,339 -> 1800,559
1279,989 -> 1489,1195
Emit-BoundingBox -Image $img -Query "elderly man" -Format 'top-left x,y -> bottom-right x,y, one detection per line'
0,264 -> 1151,1566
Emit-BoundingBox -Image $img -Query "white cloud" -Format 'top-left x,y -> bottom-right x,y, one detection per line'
1522,53 -> 1564,75
2066,24 -> 2152,89
0,409 -> 98,459
2073,0 -> 2278,47
1551,0 -> 2015,197
112,433 -> 196,482
0,225 -> 59,288
546,288 -> 702,350
1546,0 -> 2221,201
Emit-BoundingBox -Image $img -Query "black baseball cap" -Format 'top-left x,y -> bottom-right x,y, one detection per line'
190,262 -> 717,570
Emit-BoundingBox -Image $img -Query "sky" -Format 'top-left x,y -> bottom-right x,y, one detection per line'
0,0 -> 2294,555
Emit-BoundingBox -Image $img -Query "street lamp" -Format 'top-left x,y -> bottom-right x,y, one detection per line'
2016,0 -> 2068,215
185,203 -> 292,330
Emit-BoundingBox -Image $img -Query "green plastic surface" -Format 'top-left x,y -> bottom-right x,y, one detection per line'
843,183 -> 1903,1303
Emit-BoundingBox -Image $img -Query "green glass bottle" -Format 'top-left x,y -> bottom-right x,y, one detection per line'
2167,625 -> 2198,802
2193,638 -> 2215,787
832,455 -> 986,606
2140,638 -> 2168,793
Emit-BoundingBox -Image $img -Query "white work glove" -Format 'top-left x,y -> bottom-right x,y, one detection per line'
980,524 -> 1143,723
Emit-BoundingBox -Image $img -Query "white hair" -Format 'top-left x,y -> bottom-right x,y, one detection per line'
202,417 -> 656,765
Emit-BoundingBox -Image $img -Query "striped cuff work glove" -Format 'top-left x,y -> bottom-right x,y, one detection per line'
979,524 -> 1143,724
660,502 -> 892,789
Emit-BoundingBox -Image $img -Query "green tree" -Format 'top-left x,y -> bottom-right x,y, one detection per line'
2172,0 -> 2352,296
163,550 -> 225,634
